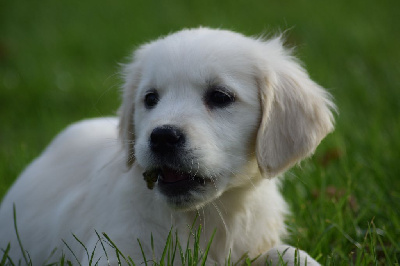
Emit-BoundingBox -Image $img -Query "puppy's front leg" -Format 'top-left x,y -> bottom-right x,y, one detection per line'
255,245 -> 320,265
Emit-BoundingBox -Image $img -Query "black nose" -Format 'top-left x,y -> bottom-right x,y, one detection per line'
150,125 -> 185,153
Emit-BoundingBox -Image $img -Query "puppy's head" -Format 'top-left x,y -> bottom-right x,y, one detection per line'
119,28 -> 335,210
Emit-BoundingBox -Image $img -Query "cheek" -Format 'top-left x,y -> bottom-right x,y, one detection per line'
133,109 -> 152,158
191,105 -> 261,171
216,105 -> 261,154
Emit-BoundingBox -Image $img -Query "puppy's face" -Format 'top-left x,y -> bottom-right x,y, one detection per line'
120,28 -> 335,210
133,32 -> 262,209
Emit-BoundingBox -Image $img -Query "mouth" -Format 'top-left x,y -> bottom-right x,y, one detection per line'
143,166 -> 207,196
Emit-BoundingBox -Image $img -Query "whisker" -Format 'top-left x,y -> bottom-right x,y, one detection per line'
212,202 -> 228,233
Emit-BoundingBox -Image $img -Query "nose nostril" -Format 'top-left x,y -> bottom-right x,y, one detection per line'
151,130 -> 180,144
150,126 -> 185,152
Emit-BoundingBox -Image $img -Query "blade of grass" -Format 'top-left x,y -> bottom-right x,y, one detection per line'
95,230 -> 110,266
150,233 -> 155,263
102,232 -> 132,266
201,228 -> 216,266
59,253 -> 65,266
94,256 -> 102,266
1,243 -> 11,265
225,248 -> 231,266
160,228 -> 172,265
137,239 -> 148,266
233,252 -> 249,266
62,239 -> 82,266
367,221 -> 378,265
126,256 -> 135,266
249,254 -> 261,264
12,204 -> 30,265
72,234 -> 90,263
177,230 -> 185,265
89,239 -> 99,266
169,229 -> 178,265
193,225 -> 201,263
43,247 -> 58,266
373,223 -> 392,265
328,220 -> 362,249
278,247 -> 290,266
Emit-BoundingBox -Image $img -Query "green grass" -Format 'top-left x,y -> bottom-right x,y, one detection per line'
1,0 -> 399,264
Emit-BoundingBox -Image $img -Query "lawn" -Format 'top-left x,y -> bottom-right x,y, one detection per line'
1,0 -> 399,264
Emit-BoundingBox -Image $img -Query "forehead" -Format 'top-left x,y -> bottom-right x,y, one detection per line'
137,30 -> 260,94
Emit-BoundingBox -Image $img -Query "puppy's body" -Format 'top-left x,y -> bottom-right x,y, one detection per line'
0,118 -> 286,264
0,28 -> 334,265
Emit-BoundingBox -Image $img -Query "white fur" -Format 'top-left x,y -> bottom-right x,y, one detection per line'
0,28 -> 334,265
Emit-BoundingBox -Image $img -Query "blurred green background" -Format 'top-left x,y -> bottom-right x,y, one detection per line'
1,0 -> 399,264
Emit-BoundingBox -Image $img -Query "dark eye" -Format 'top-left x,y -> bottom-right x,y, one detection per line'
144,91 -> 159,109
205,88 -> 235,108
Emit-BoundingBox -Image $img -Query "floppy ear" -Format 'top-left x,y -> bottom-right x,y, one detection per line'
256,39 -> 336,177
119,55 -> 143,167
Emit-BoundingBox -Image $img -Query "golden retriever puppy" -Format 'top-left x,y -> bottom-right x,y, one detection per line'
0,28 -> 335,265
